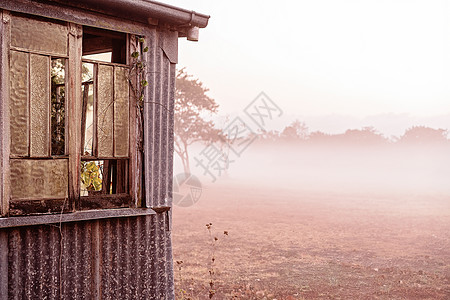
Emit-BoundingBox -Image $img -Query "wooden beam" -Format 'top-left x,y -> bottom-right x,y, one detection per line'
9,198 -> 70,216
101,160 -> 111,194
111,39 -> 126,64
82,36 -> 113,55
79,194 -> 130,210
116,159 -> 127,194
0,207 -> 155,228
83,27 -> 126,39
68,23 -> 83,211
0,10 -> 11,216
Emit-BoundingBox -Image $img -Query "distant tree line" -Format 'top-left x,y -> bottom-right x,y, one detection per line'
174,69 -> 449,173
257,120 -> 449,146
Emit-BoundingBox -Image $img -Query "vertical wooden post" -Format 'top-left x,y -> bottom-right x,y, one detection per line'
116,159 -> 126,194
128,34 -> 139,207
0,10 -> 11,216
0,5 -> 8,273
102,160 -> 111,194
67,23 -> 83,210
0,3 -> 9,269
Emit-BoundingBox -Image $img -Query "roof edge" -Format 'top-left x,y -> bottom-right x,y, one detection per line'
46,0 -> 210,28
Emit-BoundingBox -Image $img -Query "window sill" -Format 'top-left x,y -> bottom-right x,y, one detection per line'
0,208 -> 156,229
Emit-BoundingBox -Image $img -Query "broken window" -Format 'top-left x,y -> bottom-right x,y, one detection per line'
80,26 -> 130,209
80,160 -> 128,196
82,26 -> 127,64
6,14 -> 133,215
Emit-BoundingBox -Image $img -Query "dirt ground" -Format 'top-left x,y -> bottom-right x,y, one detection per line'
172,180 -> 450,300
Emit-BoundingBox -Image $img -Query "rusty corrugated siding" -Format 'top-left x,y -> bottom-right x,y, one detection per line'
145,28 -> 176,209
4,214 -> 173,299
144,27 -> 177,299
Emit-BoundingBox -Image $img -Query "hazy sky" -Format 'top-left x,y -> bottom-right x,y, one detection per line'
166,0 -> 450,133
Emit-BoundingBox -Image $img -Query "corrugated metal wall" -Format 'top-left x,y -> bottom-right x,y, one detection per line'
145,28 -> 176,211
144,27 -> 177,300
3,214 -> 172,299
0,28 -> 177,299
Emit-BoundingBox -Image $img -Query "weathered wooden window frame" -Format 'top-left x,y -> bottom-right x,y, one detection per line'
1,11 -> 140,216
79,56 -> 132,209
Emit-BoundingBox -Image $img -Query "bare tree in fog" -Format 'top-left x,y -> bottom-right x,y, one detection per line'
174,68 -> 223,174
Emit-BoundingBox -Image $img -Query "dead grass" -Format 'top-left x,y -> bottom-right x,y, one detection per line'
173,181 -> 450,299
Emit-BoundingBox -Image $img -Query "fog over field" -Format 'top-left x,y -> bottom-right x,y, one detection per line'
233,144 -> 450,194
176,140 -> 450,195
172,137 -> 450,299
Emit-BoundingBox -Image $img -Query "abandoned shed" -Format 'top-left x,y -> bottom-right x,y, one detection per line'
0,0 -> 209,298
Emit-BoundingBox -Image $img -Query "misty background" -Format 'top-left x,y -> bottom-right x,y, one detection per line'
168,1 -> 450,298
167,0 -> 450,196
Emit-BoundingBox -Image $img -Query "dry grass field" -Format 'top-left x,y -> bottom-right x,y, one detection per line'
173,181 -> 450,299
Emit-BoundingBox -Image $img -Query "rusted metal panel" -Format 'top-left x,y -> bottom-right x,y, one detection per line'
10,14 -> 68,56
8,224 -> 62,299
167,63 -> 175,211
0,214 -> 173,299
144,28 -> 176,299
144,28 -> 156,208
145,29 -> 176,209
61,222 -> 94,298
160,30 -> 178,64
0,230 -> 8,299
